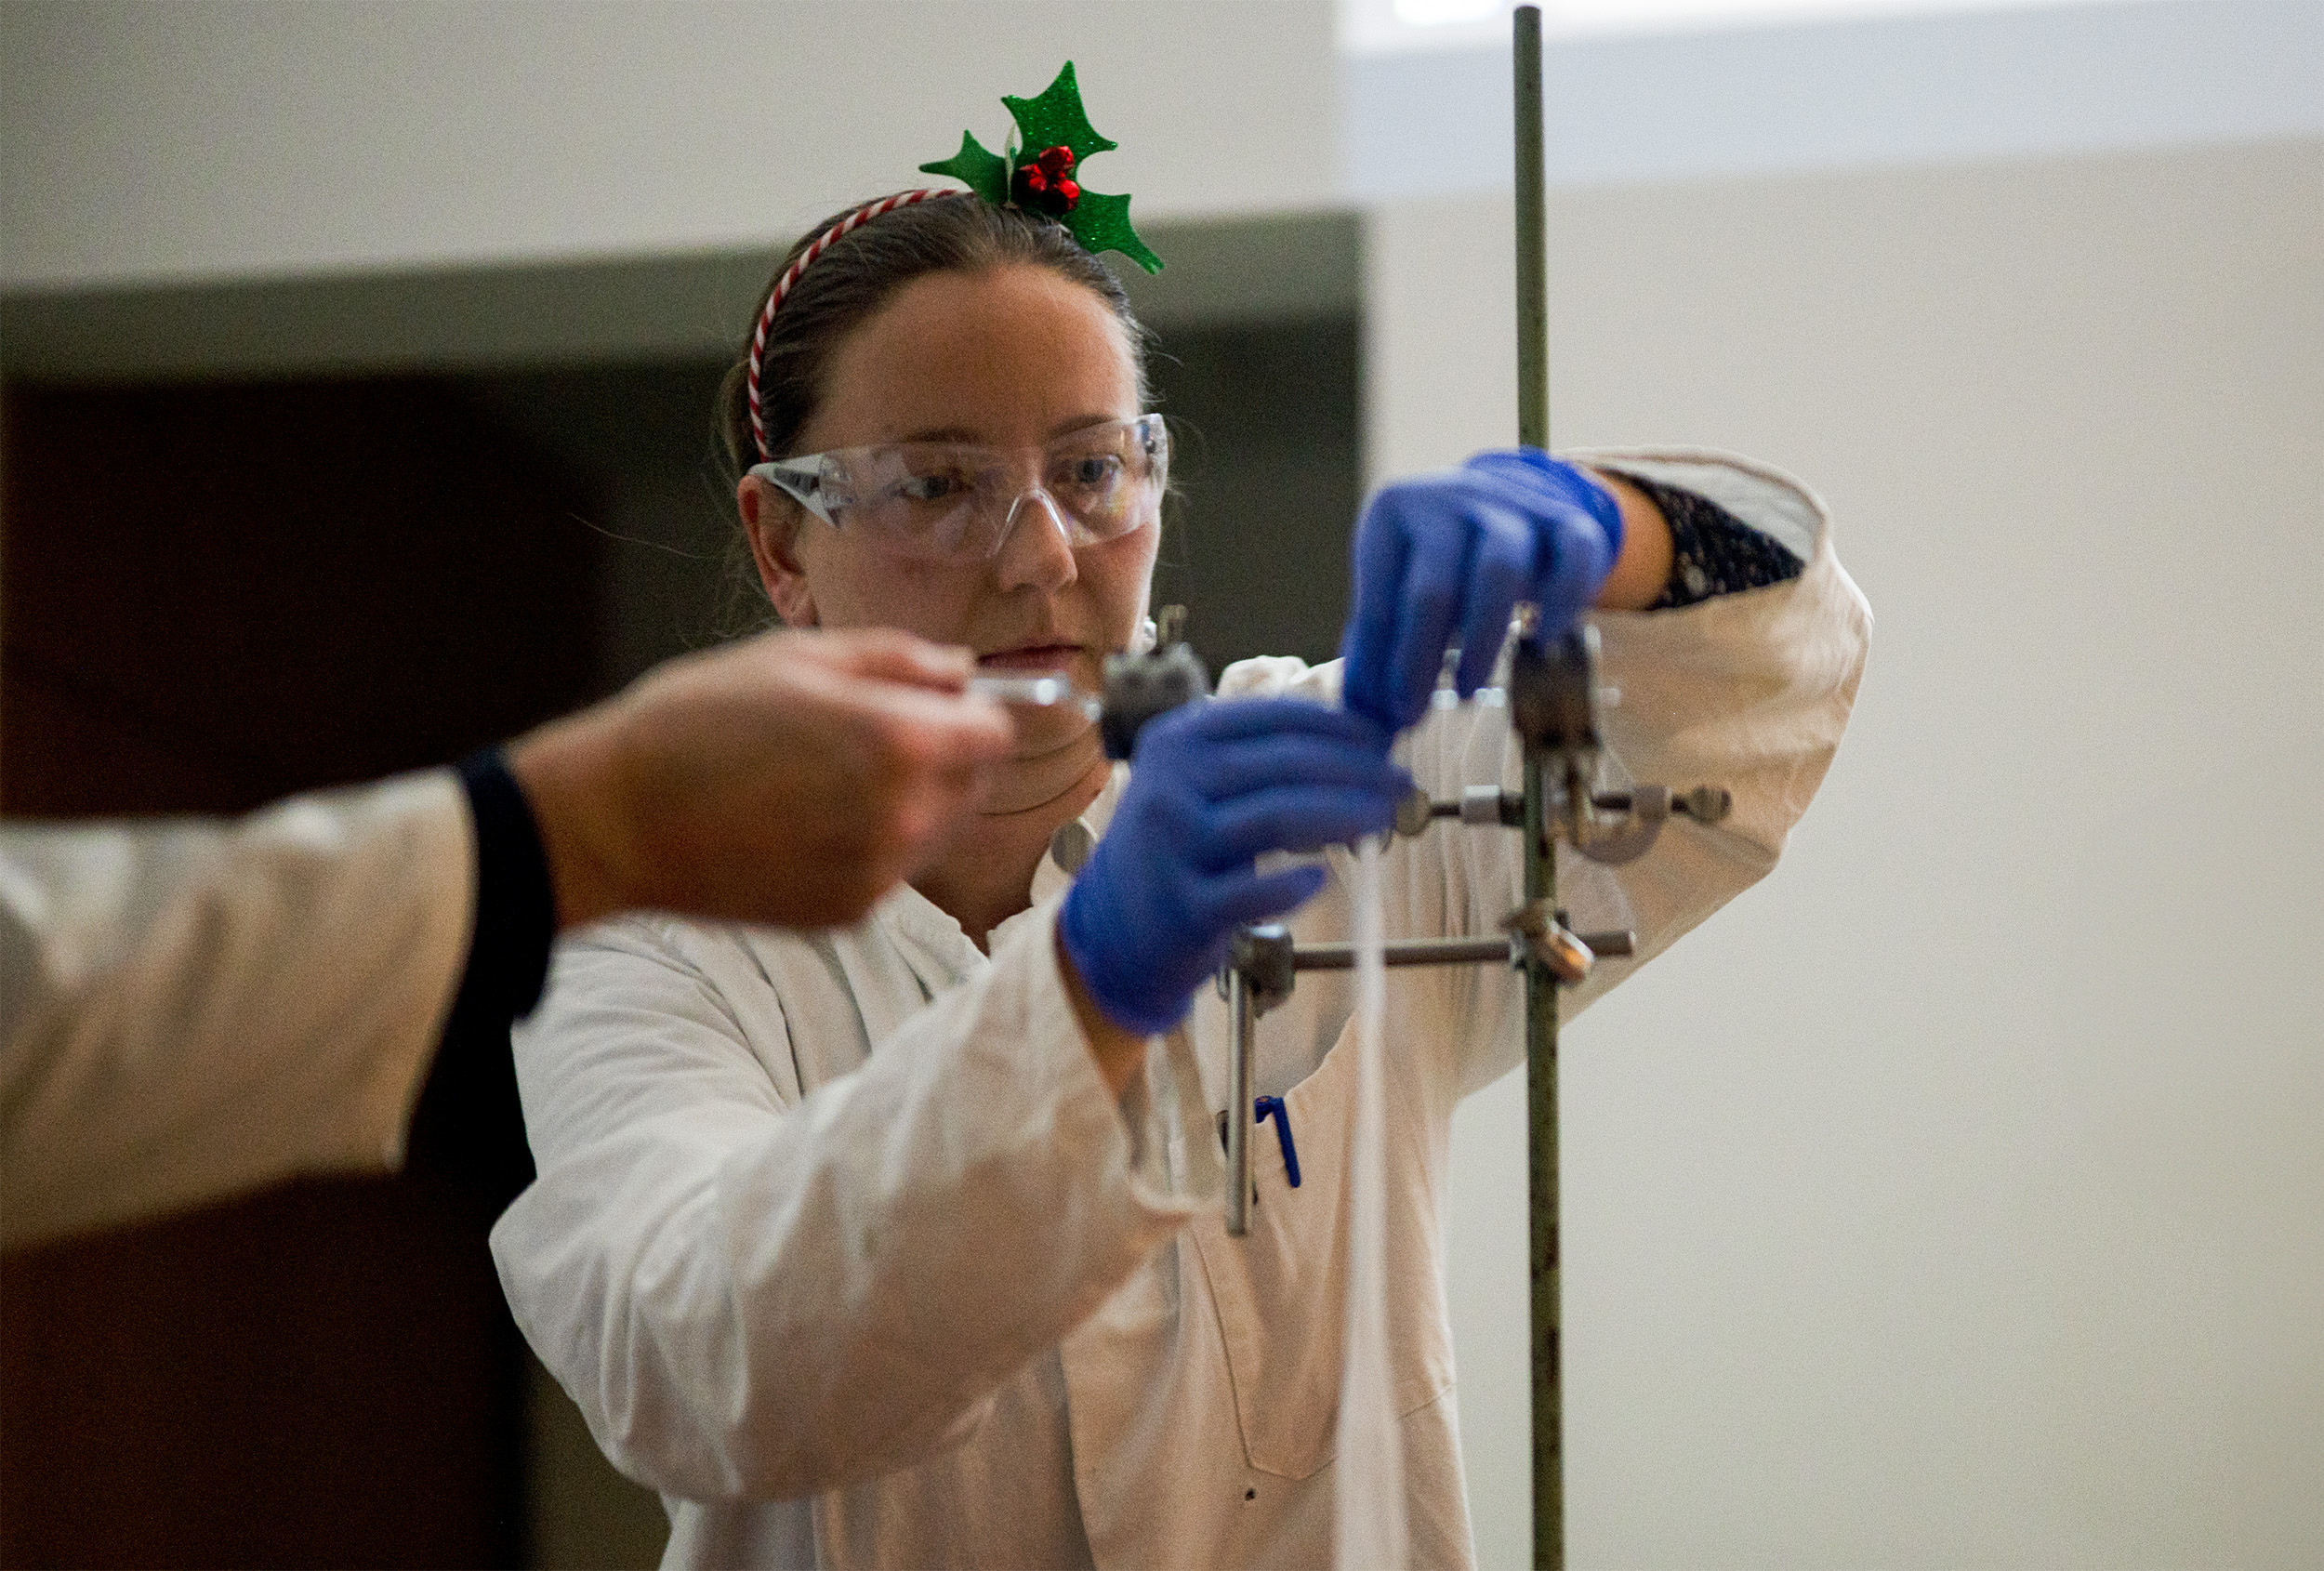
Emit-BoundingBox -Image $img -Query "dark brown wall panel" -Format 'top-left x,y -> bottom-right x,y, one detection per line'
3,376 -> 608,814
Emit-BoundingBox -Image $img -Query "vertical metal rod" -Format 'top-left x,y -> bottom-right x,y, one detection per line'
1225,968 -> 1253,1237
1513,8 -> 1565,1570
1524,752 -> 1565,1571
1514,4 -> 1550,455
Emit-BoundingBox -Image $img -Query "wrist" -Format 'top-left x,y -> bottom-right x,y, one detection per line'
504,708 -> 634,931
1057,878 -> 1187,1031
1586,468 -> 1674,612
452,746 -> 559,1023
1054,920 -> 1154,1096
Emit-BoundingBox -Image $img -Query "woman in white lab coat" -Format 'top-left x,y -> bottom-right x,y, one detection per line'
490,190 -> 1869,1568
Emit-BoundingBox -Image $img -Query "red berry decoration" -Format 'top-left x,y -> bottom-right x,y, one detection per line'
1012,143 -> 1082,217
1039,145 -> 1082,206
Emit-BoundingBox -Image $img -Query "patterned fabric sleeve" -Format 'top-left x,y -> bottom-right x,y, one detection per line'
1610,469 -> 1805,610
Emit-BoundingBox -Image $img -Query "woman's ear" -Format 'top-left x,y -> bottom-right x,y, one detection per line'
738,475 -> 818,627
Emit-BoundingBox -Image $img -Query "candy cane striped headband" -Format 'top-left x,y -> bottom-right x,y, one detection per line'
746,189 -> 961,463
746,61 -> 1163,463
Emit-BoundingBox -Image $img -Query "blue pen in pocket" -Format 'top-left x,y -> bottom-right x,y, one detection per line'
1254,1096 -> 1301,1189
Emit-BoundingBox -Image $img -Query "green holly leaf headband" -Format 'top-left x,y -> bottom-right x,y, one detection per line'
919,61 -> 1163,275
746,62 -> 1159,460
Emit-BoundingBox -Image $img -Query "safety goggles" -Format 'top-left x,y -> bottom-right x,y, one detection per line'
748,414 -> 1168,564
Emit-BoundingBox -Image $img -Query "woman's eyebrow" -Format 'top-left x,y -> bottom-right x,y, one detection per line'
1046,414 -> 1125,440
891,426 -> 984,444
887,415 -> 1125,446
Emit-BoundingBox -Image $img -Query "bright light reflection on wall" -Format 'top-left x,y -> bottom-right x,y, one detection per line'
1346,0 -> 2146,51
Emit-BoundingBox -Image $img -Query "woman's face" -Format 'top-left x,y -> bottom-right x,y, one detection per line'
741,263 -> 1156,717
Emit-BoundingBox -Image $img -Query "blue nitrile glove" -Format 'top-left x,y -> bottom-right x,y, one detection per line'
1059,697 -> 1410,1036
1340,448 -> 1624,733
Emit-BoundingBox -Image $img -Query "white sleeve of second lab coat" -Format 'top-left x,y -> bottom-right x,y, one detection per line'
0,772 -> 475,1248
489,904 -> 1199,1504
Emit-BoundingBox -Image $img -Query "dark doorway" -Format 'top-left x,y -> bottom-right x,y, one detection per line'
0,374 -> 605,1568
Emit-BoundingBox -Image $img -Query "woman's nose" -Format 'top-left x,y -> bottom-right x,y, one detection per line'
991,488 -> 1078,592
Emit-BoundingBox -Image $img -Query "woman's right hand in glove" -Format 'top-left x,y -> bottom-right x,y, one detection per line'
1057,697 -> 1409,1059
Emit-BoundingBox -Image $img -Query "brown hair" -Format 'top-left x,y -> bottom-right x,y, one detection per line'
715,194 -> 1151,482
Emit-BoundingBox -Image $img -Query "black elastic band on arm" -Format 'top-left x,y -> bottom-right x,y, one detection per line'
452,747 -> 557,1029
406,747 -> 553,1206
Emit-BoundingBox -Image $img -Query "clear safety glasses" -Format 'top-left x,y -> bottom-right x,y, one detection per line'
748,414 -> 1169,564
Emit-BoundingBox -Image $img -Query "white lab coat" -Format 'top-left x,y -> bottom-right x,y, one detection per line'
491,451 -> 1872,1570
0,772 -> 474,1248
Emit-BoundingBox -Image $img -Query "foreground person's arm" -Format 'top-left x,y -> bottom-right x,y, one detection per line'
0,628 -> 1010,1248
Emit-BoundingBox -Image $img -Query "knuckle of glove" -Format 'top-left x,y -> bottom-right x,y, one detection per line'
1467,449 -> 1611,524
1551,508 -> 1614,589
1139,776 -> 1202,842
1364,477 -> 1433,524
1359,482 -> 1440,553
1406,572 -> 1459,623
1463,446 -> 1559,488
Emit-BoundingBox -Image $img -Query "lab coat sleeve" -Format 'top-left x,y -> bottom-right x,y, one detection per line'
1216,448 -> 1869,1104
0,771 -> 475,1248
1432,446 -> 1872,1094
489,904 -> 1201,1503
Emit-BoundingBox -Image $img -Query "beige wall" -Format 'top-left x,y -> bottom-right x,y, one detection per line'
1368,138 -> 2324,1565
0,0 -> 1338,290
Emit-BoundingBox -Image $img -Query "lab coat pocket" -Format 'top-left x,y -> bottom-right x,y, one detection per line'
1187,1018 -> 1454,1481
